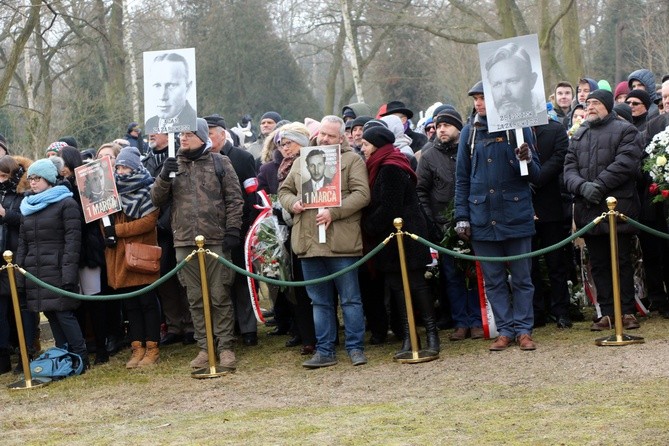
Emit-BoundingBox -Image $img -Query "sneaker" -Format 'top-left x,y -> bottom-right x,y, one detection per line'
489,335 -> 513,351
516,334 -> 536,351
302,352 -> 337,369
449,327 -> 470,341
349,349 -> 368,366
189,350 -> 209,369
590,315 -> 612,331
470,327 -> 484,339
622,314 -> 640,330
219,350 -> 237,369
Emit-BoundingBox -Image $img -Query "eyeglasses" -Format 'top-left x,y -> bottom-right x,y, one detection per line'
27,175 -> 43,183
625,101 -> 643,107
280,141 -> 294,148
179,132 -> 197,139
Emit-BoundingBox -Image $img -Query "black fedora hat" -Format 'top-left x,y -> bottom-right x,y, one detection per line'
380,100 -> 414,119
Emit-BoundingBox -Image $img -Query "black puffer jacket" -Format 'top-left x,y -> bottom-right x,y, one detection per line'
564,113 -> 644,235
16,195 -> 82,312
416,140 -> 458,232
363,164 -> 431,273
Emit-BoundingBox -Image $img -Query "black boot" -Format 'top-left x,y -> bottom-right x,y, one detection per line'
412,283 -> 440,354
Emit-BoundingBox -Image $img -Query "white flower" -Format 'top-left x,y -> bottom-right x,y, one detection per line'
657,156 -> 667,167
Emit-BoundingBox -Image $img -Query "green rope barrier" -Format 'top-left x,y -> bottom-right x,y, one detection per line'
625,217 -> 669,241
210,240 -> 388,287
414,220 -> 599,262
19,258 -> 191,301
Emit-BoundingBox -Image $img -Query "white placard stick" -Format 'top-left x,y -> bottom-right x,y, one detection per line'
318,207 -> 326,243
168,133 -> 176,178
515,128 -> 528,176
102,216 -> 111,227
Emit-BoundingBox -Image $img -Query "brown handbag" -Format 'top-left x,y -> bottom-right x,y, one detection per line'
124,242 -> 162,274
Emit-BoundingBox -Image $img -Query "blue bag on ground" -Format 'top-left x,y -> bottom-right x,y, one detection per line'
29,347 -> 84,379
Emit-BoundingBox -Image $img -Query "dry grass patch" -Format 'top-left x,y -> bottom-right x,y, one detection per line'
2,311 -> 669,445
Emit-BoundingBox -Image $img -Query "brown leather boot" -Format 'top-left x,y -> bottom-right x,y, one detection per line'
126,341 -> 146,369
489,335 -> 514,351
138,341 -> 160,367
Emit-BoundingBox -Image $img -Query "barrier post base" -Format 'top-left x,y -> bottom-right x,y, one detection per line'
191,366 -> 234,379
595,334 -> 645,346
7,377 -> 52,390
393,349 -> 439,364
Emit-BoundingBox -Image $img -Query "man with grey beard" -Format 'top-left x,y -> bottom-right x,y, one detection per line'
564,89 -> 644,331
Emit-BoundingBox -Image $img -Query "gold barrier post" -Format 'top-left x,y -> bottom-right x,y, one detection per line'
392,219 -> 439,364
4,251 -> 51,390
595,198 -> 644,346
191,236 -> 230,378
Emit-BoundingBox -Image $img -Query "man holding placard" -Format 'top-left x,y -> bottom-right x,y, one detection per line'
454,74 -> 540,352
278,116 -> 370,368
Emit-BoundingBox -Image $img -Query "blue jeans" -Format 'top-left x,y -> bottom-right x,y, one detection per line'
439,255 -> 482,328
301,257 -> 365,357
471,237 -> 534,338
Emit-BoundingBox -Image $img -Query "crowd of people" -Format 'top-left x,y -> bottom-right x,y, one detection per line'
1,65 -> 669,375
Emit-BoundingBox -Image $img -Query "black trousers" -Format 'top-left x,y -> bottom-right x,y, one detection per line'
585,234 -> 635,316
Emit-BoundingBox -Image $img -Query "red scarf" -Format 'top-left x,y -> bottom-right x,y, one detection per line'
366,144 -> 416,188
277,155 -> 297,183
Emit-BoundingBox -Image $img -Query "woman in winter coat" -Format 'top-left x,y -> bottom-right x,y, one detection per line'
104,147 -> 161,369
360,126 -> 440,357
60,146 -> 111,365
16,159 -> 88,368
0,156 -> 32,373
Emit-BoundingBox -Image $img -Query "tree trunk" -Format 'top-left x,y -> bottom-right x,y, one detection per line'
560,0 -> 583,87
340,0 -> 364,103
123,0 -> 140,122
323,22 -> 346,116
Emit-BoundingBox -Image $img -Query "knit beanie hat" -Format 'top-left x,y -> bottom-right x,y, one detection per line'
195,117 -> 210,145
127,122 -> 141,134
613,81 -> 630,100
362,126 -> 395,148
49,156 -> 64,177
279,129 -> 309,148
351,115 -> 373,129
625,89 -> 651,111
587,89 -> 614,113
613,103 -> 633,123
260,111 -> 282,124
115,147 -> 143,171
58,136 -> 78,148
362,119 -> 388,132
28,158 -> 58,185
45,141 -> 68,157
432,104 -> 457,118
597,80 -> 612,92
434,111 -> 463,131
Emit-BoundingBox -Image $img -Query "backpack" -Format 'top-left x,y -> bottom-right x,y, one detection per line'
29,347 -> 84,380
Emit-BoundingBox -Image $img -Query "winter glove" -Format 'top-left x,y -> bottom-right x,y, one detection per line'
103,225 -> 117,248
514,143 -> 532,163
580,182 -> 603,204
455,220 -> 471,242
223,234 -> 241,252
159,157 -> 179,181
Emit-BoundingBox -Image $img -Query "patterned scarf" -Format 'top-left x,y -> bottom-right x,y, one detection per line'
114,167 -> 157,219
20,185 -> 73,216
277,155 -> 297,184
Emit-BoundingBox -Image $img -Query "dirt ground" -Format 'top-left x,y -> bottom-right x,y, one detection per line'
2,312 -> 669,445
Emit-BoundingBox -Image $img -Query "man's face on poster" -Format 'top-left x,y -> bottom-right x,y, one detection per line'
151,60 -> 191,119
487,58 -> 537,117
306,153 -> 326,182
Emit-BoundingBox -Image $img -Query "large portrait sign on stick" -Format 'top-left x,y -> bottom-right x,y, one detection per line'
143,48 -> 198,135
478,34 -> 548,133
299,145 -> 342,209
74,156 -> 121,223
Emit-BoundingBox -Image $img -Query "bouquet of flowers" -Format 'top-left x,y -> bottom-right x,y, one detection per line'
250,214 -> 290,281
643,129 -> 669,202
440,203 -> 477,289
567,115 -> 584,138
